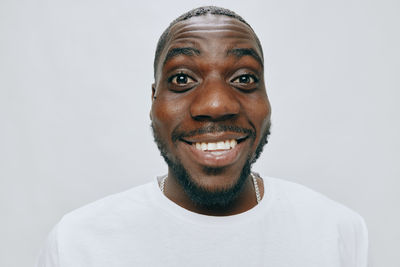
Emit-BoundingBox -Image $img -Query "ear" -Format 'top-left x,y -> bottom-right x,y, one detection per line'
150,83 -> 156,121
151,83 -> 156,101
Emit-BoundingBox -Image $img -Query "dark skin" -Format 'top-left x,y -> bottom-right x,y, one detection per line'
151,15 -> 271,216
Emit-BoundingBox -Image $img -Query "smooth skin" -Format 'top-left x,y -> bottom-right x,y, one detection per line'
151,14 -> 271,216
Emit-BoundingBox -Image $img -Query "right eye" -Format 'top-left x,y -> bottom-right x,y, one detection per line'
169,73 -> 196,86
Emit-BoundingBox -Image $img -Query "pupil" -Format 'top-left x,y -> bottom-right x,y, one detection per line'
177,75 -> 187,84
240,76 -> 250,83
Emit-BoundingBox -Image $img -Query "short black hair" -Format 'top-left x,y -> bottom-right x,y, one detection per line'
153,6 -> 263,80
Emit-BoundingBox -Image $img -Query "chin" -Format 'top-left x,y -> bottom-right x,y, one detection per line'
188,167 -> 241,191
171,157 -> 252,208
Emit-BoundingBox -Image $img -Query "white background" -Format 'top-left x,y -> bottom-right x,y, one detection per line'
1,0 -> 399,266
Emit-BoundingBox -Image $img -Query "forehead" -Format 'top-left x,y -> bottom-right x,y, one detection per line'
169,14 -> 257,41
157,15 -> 262,71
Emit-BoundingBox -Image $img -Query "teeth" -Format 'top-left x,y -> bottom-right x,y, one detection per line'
230,139 -> 236,148
231,139 -> 237,148
225,140 -> 230,147
207,143 -> 217,150
194,139 -> 237,151
201,143 -> 207,151
216,141 -> 225,149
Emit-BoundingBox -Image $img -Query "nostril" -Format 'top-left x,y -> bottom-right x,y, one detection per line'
192,115 -> 212,121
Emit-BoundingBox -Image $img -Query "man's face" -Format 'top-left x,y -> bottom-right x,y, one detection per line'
151,15 -> 271,206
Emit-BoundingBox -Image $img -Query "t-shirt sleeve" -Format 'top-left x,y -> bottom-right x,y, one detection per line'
356,217 -> 369,267
35,224 -> 60,267
338,214 -> 369,267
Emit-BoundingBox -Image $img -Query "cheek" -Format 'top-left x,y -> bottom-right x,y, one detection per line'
243,96 -> 271,140
151,98 -> 188,131
244,95 -> 271,122
260,99 -> 272,124
258,100 -> 271,132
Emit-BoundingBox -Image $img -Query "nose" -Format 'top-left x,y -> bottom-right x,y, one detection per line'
190,77 -> 240,121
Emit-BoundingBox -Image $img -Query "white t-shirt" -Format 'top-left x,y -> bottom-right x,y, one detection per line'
36,176 -> 368,267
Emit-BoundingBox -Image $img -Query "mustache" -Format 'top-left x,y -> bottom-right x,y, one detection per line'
172,124 -> 256,142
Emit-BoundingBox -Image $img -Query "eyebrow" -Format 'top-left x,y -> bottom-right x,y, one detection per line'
227,48 -> 264,68
163,47 -> 201,67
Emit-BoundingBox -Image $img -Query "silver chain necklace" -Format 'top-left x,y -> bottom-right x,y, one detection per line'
160,172 -> 261,204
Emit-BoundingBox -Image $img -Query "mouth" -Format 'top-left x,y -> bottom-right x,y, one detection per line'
179,134 -> 250,168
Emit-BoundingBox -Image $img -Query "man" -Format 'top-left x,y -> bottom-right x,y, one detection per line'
37,6 -> 368,267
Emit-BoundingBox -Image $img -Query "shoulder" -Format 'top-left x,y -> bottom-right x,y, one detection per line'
36,182 -> 156,266
57,181 -> 156,233
262,176 -> 368,265
264,176 -> 367,227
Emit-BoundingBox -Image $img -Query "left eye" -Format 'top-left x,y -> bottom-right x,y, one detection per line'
231,74 -> 258,84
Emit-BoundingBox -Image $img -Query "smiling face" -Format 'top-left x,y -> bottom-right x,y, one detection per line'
151,14 -> 271,208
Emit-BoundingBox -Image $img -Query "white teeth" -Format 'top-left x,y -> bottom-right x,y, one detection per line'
196,143 -> 201,150
201,143 -> 207,151
207,143 -> 217,150
225,140 -> 230,147
230,139 -> 237,148
194,139 -> 238,151
216,141 -> 225,149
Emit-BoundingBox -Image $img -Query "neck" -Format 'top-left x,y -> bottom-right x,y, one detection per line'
161,171 -> 263,216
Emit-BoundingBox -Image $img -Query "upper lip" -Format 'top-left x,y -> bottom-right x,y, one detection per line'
180,132 -> 248,144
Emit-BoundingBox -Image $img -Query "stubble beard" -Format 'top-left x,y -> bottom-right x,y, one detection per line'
151,122 -> 270,209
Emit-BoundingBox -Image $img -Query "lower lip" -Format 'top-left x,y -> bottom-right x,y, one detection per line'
179,140 -> 247,168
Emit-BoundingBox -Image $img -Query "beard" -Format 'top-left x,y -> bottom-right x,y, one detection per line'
151,122 -> 271,209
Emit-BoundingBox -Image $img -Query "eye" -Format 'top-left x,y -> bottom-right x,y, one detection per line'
169,73 -> 195,85
231,74 -> 258,85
